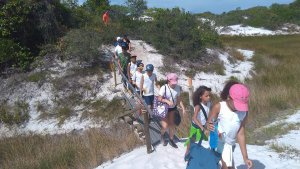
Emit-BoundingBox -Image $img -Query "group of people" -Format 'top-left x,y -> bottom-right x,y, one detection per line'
113,36 -> 252,169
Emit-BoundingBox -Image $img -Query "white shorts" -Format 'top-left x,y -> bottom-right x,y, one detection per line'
217,141 -> 235,168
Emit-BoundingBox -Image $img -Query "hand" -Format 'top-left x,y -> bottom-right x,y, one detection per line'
167,100 -> 174,107
206,121 -> 214,131
244,158 -> 253,169
204,128 -> 210,137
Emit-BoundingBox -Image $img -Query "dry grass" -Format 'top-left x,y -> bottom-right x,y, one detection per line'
221,35 -> 300,131
228,48 -> 245,62
0,124 -> 142,169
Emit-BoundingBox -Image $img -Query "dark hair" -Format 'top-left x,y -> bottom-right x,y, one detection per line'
220,80 -> 239,101
193,86 -> 211,106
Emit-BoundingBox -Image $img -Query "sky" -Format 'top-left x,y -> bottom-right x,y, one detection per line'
78,0 -> 295,14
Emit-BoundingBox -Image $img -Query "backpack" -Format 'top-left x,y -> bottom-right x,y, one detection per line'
186,139 -> 221,169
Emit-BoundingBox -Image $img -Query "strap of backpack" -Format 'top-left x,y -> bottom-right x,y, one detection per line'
199,104 -> 208,121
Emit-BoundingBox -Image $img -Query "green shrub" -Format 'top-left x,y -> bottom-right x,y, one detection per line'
0,38 -> 32,71
0,101 -> 30,125
57,106 -> 72,126
27,72 -> 47,83
61,28 -> 105,63
141,8 -> 220,61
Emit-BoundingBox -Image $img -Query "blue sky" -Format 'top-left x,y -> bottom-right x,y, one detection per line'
78,0 -> 295,14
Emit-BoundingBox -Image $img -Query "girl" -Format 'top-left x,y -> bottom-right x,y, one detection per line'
158,73 -> 186,148
184,86 -> 212,159
207,83 -> 253,169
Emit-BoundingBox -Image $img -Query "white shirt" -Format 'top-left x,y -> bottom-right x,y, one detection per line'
114,45 -> 122,56
129,62 -> 137,77
218,101 -> 247,145
132,71 -> 143,91
159,84 -> 181,108
193,102 -> 211,125
142,73 -> 156,96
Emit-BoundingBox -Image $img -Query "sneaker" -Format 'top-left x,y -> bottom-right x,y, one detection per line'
184,152 -> 190,161
161,135 -> 168,146
169,139 -> 178,148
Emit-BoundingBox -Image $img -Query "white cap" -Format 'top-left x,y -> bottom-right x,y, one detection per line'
116,37 -> 121,41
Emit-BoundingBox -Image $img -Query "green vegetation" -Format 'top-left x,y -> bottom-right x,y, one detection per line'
57,106 -> 73,126
0,0 -> 74,71
222,35 -> 300,131
0,100 -> 30,125
81,98 -> 126,121
142,8 -> 220,61
198,0 -> 300,30
0,125 -> 142,169
247,122 -> 300,145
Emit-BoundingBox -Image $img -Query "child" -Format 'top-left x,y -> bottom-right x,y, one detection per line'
207,83 -> 253,169
158,73 -> 186,148
132,62 -> 144,95
127,55 -> 137,85
140,64 -> 158,110
184,86 -> 212,160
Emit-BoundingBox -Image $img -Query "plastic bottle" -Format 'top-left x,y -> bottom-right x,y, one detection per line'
209,118 -> 218,150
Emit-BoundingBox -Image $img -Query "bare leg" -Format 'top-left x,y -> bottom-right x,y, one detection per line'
168,110 -> 175,140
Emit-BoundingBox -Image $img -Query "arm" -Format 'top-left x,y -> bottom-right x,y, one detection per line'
206,102 -> 220,131
192,105 -> 205,131
155,76 -> 160,88
237,114 -> 253,169
127,63 -> 131,82
140,75 -> 144,96
177,95 -> 186,115
158,85 -> 173,106
129,42 -> 131,51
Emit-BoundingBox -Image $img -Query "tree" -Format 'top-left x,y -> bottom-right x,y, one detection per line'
83,0 -> 110,14
126,0 -> 147,18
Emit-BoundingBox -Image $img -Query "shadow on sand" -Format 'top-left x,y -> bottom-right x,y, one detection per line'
236,160 -> 265,169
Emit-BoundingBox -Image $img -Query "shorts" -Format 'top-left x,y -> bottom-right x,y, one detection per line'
168,106 -> 177,112
217,140 -> 235,167
143,95 -> 154,106
184,123 -> 208,146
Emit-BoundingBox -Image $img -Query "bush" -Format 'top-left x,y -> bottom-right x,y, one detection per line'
141,8 -> 220,62
207,1 -> 300,30
61,29 -> 107,63
0,0 -> 74,71
0,100 -> 30,125
0,38 -> 32,71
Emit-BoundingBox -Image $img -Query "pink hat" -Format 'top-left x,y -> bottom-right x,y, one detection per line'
229,84 -> 249,111
167,73 -> 178,85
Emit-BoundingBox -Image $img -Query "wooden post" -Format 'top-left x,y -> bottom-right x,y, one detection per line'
111,62 -> 117,87
142,109 -> 152,154
187,77 -> 194,107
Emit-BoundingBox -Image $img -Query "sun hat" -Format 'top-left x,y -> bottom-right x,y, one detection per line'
229,84 -> 249,112
130,55 -> 137,58
145,64 -> 154,71
167,73 -> 178,85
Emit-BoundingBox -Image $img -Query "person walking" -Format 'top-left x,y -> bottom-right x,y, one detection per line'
158,73 -> 186,148
140,64 -> 158,110
207,83 -> 253,169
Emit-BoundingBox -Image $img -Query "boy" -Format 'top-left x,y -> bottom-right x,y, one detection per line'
140,64 -> 158,110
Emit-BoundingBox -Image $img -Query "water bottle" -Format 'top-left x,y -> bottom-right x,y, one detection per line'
209,118 -> 218,150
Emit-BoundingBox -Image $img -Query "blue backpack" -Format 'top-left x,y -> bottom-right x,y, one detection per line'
186,139 -> 221,169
